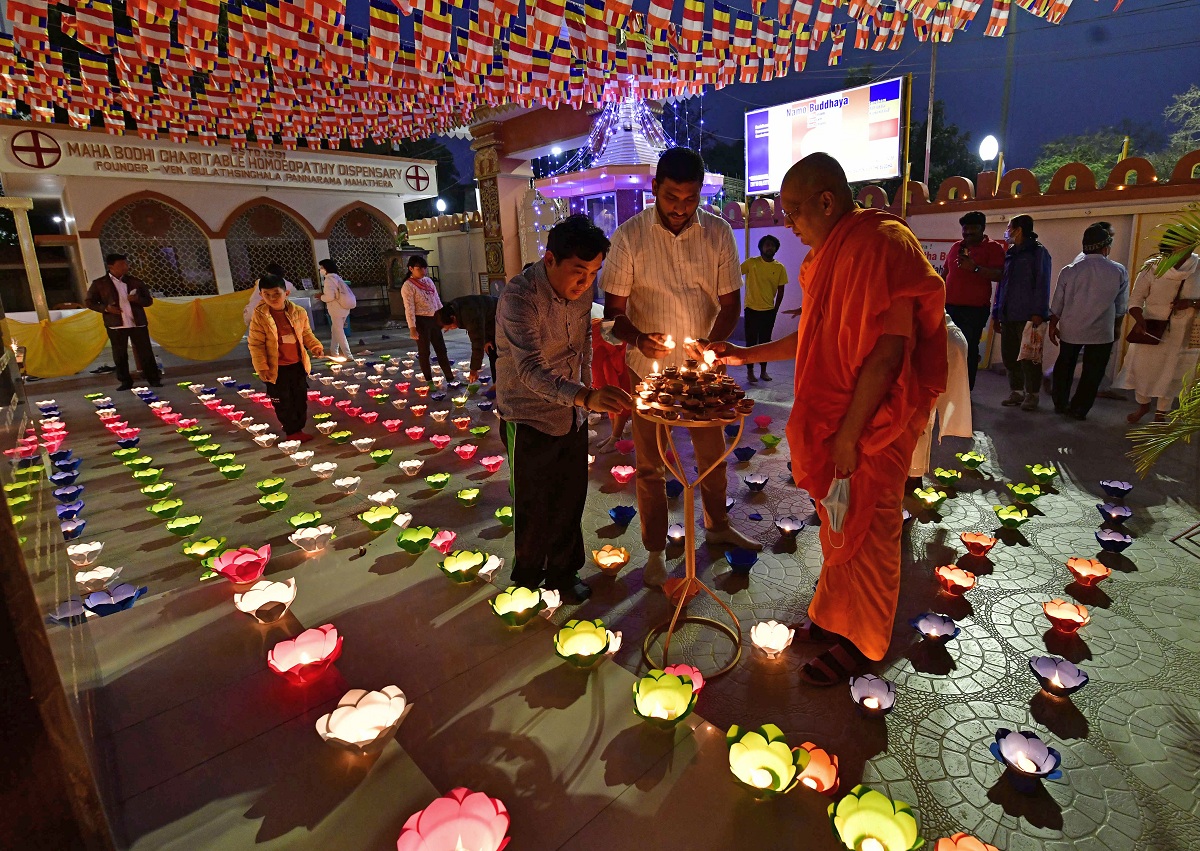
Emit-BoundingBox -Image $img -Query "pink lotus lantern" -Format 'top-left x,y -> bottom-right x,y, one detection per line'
267,624 -> 343,685
345,406 -> 363,417
960,532 -> 997,557
177,418 -> 199,429
383,419 -> 403,432
431,529 -> 458,554
319,395 -> 334,406
216,404 -> 235,415
394,381 -> 411,393
454,443 -> 479,460
211,545 -> 272,584
452,416 -> 471,430
360,411 -> 379,424
430,434 -> 451,450
335,399 -> 353,410
307,390 -> 321,401
479,456 -> 504,473
1065,557 -> 1111,587
396,788 -> 510,851
663,663 -> 705,693
406,426 -> 426,441
935,565 -> 977,595
614,439 -> 635,454
610,465 -> 636,485
228,410 -> 246,422
162,413 -> 181,425
753,415 -> 773,429
1042,599 -> 1090,634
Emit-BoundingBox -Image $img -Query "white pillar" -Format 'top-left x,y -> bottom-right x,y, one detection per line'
313,238 -> 330,269
79,238 -> 106,284
209,239 -> 235,294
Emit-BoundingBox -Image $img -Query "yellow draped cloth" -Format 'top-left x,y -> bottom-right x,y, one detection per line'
144,289 -> 253,361
1,311 -> 109,378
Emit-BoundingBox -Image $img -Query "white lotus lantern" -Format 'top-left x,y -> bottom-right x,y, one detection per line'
333,476 -> 361,494
247,423 -> 272,435
290,450 -> 314,466
278,439 -> 302,454
351,437 -> 376,453
750,620 -> 795,659
75,565 -> 122,593
312,461 -> 338,479
233,578 -> 297,623
368,489 -> 398,506
392,511 -> 414,531
253,434 -> 278,448
66,540 -> 103,566
289,523 -> 335,554
315,685 -> 410,753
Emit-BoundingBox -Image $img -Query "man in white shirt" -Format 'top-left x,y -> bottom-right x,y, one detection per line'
603,148 -> 763,588
85,253 -> 161,390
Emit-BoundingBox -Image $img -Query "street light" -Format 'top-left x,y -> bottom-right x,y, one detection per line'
435,199 -> 447,213
979,135 -> 1003,196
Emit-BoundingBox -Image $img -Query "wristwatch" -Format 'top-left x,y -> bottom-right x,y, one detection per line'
972,265 -> 980,274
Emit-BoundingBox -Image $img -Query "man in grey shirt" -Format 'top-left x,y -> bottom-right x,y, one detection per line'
496,215 -> 631,604
1048,223 -> 1130,420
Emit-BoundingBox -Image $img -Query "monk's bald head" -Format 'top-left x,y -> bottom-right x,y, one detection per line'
779,153 -> 855,250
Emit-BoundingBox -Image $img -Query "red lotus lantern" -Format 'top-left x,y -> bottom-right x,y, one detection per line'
430,434 -> 451,450
319,395 -> 335,406
454,443 -> 479,460
210,545 -> 272,584
267,624 -> 343,685
1065,557 -> 1111,587
383,419 -> 403,432
307,390 -> 321,401
394,382 -> 411,393
960,532 -> 997,557
610,465 -> 636,484
360,411 -> 379,424
335,399 -> 353,410
1043,599 -> 1090,634
479,456 -> 504,473
935,565 -> 977,595
162,413 -> 181,425
345,406 -> 363,417
395,788 -> 510,851
406,426 -> 426,441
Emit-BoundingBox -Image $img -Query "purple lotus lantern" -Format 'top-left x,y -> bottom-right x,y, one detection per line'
53,458 -> 82,473
910,612 -> 960,643
60,519 -> 87,540
49,599 -> 86,627
49,449 -> 73,464
49,471 -> 79,487
744,473 -> 768,492
83,583 -> 147,616
1100,480 -> 1133,499
990,728 -> 1062,793
849,674 -> 896,716
1095,529 -> 1133,553
55,501 -> 84,520
1028,656 -> 1089,697
53,485 -> 84,503
665,480 -> 684,499
1097,503 -> 1132,524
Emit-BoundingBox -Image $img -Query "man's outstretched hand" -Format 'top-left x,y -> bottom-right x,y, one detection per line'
588,386 -> 633,414
702,340 -> 750,366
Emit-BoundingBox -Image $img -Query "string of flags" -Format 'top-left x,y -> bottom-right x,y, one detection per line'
0,0 -> 1117,148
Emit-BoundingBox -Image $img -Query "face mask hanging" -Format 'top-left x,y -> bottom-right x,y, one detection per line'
821,476 -> 852,544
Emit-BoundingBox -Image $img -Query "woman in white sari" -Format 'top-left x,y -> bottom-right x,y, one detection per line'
1116,250 -> 1200,423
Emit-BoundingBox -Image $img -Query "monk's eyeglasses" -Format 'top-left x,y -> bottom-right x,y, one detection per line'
781,189 -> 827,224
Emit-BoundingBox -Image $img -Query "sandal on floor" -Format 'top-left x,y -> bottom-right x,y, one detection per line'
799,641 -> 866,687
793,616 -> 834,642
1154,412 -> 1167,423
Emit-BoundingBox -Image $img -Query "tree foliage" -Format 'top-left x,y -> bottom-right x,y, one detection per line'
1031,120 -> 1165,186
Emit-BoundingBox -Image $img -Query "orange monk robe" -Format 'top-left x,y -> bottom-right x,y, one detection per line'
786,208 -> 948,661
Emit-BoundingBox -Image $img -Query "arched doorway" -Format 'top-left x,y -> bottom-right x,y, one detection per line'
326,206 -> 395,287
98,198 -> 216,296
224,203 -> 318,290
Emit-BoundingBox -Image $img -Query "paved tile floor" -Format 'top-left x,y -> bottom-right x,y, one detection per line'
17,326 -> 1200,850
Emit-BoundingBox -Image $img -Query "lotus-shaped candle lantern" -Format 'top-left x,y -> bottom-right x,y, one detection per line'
414,385 -> 430,398
220,464 -> 247,480
3,482 -> 31,499
438,549 -> 487,583
1042,598 -> 1090,634
913,487 -> 948,511
67,541 -> 104,566
911,612 -> 960,643
328,430 -> 354,444
1026,463 -> 1059,484
991,728 -> 1062,789
289,524 -> 335,554
455,488 -> 481,507
52,484 -> 84,503
234,578 -> 296,624
314,685 -> 409,754
451,394 -> 469,408
315,420 -> 338,434
430,529 -> 458,554
425,472 -> 451,490
182,537 -> 226,560
1065,557 -> 1111,586
83,583 -> 147,616
410,404 -> 428,418
1100,480 -> 1133,499
393,380 -> 411,393
476,400 -> 493,412
744,473 -> 769,492
116,436 -> 141,449
247,423 -> 273,435
494,505 -> 514,526
959,532 -> 997,557
470,425 -> 491,437
333,476 -> 361,495
849,674 -> 897,716
255,491 -> 289,512
775,515 -> 805,537
430,434 -> 452,450
454,443 -> 479,461
993,505 -> 1029,528
727,723 -> 803,799
358,505 -> 399,532
399,459 -> 425,476
632,669 -> 698,730
184,432 -> 211,444
731,446 -> 757,463
954,451 -> 986,470
379,418 -> 402,434
592,544 -> 630,573
195,443 -> 223,458
397,525 -> 436,553
123,455 -> 153,470
1095,528 -> 1133,553
112,447 -> 139,461
750,620 -> 794,658
395,788 -> 509,851
256,477 -> 287,495
148,498 -> 184,519
54,458 -> 82,473
726,548 -> 759,574
289,451 -> 314,466
208,453 -> 238,467
268,624 -> 343,685
253,433 -> 279,448
312,462 -> 338,479
405,426 -> 426,441
489,585 -> 546,627
392,398 -> 409,410
452,416 -> 471,430
829,785 -> 922,851
1097,502 -> 1132,524
478,455 -> 504,473
55,501 -> 85,521
6,493 -> 31,512
50,471 -> 80,487
760,434 -> 782,449
165,514 -> 203,536
370,449 -> 394,465
666,523 -> 686,544
609,505 -> 636,525
430,410 -> 449,423
1008,483 -> 1044,504
209,545 -> 271,584
554,618 -> 620,667
75,565 -> 122,593
368,489 -> 398,506
935,565 -> 976,595
288,510 -> 324,529
1028,655 -> 1089,697
933,834 -> 999,851
351,437 -> 376,453
131,467 -> 164,485
359,411 -> 379,425
932,467 -> 963,487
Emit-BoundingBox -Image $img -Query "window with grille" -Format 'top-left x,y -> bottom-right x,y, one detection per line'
224,204 -> 318,291
326,208 -> 394,288
98,199 -> 217,297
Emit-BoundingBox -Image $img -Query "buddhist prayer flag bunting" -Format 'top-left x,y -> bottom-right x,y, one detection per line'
985,0 -> 1010,35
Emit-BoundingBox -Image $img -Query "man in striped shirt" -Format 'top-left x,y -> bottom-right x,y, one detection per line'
603,148 -> 763,589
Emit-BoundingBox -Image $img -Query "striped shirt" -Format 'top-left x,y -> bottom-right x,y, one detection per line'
602,205 -> 742,376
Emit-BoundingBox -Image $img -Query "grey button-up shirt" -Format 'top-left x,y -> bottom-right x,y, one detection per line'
495,261 -> 592,436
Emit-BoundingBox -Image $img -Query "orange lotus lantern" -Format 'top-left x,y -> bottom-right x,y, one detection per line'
935,565 -> 976,595
934,834 -> 999,851
1065,557 -> 1111,587
959,532 -> 997,558
591,544 -> 630,573
1042,599 -> 1090,634
796,741 -> 839,794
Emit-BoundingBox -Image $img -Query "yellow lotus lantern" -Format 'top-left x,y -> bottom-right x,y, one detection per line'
727,723 -> 803,799
829,785 -> 922,851
489,586 -> 546,627
553,619 -> 620,668
632,669 -> 698,730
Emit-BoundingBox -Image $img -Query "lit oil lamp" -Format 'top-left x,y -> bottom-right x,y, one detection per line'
990,728 -> 1062,792
591,544 -> 630,573
934,565 -> 976,595
233,578 -> 297,624
1099,480 -> 1133,499
289,450 -> 314,467
351,437 -> 376,453
1097,502 -> 1132,524
210,544 -> 272,584
395,788 -> 509,851
830,785 -> 922,851
959,532 -> 997,557
67,541 -> 103,566
425,472 -> 452,490
489,586 -> 547,627
1095,528 -> 1133,553
632,669 -> 697,730
382,418 -> 403,432
452,416 -> 471,430
1065,557 -> 1110,586
75,565 -> 122,593
750,620 -> 794,659
315,685 -> 409,754
1042,599 -> 1090,634
258,492 -> 290,512
410,404 -> 428,418
456,488 -> 481,507
494,505 -> 514,526
1028,655 -> 1089,697
849,674 -> 896,716
610,465 -> 636,484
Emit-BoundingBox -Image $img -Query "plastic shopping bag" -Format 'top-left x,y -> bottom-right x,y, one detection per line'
1018,321 -> 1045,365
821,476 -> 851,534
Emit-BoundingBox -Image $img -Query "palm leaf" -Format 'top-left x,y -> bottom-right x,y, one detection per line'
1128,363 -> 1200,476
1153,203 -> 1200,275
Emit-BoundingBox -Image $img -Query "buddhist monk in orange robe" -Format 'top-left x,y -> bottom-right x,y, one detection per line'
703,153 -> 947,684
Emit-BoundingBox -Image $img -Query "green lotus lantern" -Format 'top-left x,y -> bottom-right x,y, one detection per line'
6,494 -> 31,511
112,447 -> 140,460
467,382 -> 480,396
425,472 -> 451,490
455,487 -> 481,507
489,585 -> 547,627
359,504 -> 399,531
10,513 -> 26,527
148,498 -> 184,519
3,482 -> 31,496
828,785 -> 922,851
256,477 -> 287,495
177,426 -> 201,436
288,510 -> 324,529
494,506 -> 514,527
1026,463 -> 1059,484
195,443 -> 222,457
955,451 -> 987,470
370,448 -> 393,465
141,481 -> 175,498
329,430 -> 354,444
132,468 -> 164,484
219,464 -> 247,480
84,391 -> 104,399
258,492 -> 290,512
469,425 -> 491,437
1007,482 -> 1043,504
554,619 -> 617,668
931,468 -> 962,487
312,412 -> 332,421
397,525 -> 436,553
727,723 -> 804,800
165,514 -> 203,536
208,452 -> 237,467
372,393 -> 390,404
182,536 -> 227,561
451,394 -> 468,408
912,487 -> 948,512
993,505 -> 1030,528
438,549 -> 486,583
13,464 -> 44,482
185,433 -> 212,444
632,669 -> 698,730
124,455 -> 154,469
760,434 -> 782,448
